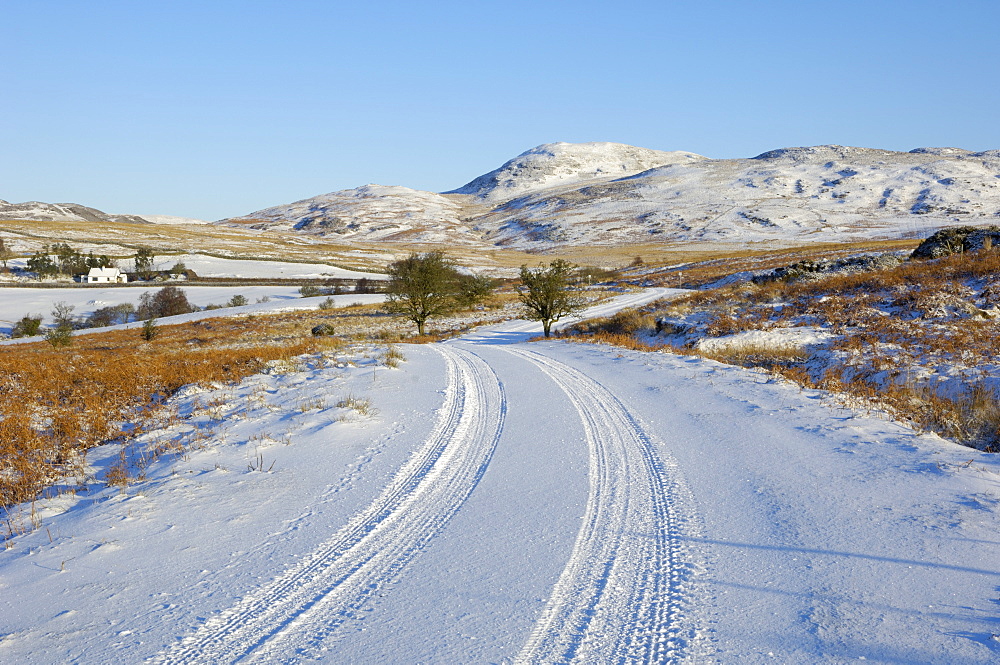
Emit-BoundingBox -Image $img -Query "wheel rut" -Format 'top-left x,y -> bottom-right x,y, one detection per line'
155,346 -> 506,664
500,346 -> 693,664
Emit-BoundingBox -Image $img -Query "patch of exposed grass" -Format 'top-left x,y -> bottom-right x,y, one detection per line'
335,395 -> 377,418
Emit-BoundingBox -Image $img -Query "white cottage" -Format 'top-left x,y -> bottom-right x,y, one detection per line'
87,267 -> 128,283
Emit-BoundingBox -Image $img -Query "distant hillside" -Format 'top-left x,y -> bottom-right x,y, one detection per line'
219,142 -> 1000,249
0,200 -> 151,224
222,184 -> 480,244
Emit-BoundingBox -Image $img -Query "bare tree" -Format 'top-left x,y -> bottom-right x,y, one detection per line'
385,252 -> 462,335
50,301 -> 76,329
517,259 -> 587,337
138,285 -> 194,319
0,237 -> 14,272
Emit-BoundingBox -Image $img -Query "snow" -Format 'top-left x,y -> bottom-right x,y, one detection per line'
0,254 -> 385,334
2,291 -> 1000,663
138,214 -> 211,225
447,141 -> 705,202
146,254 -> 385,280
694,326 -> 836,354
475,145 -> 1000,248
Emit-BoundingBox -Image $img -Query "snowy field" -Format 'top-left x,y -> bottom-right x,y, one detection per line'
0,286 -> 312,335
2,291 -> 1000,663
0,292 -> 388,341
145,254 -> 385,280
0,253 -> 387,334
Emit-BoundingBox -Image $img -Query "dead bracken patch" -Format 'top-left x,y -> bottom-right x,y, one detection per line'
571,246 -> 1000,451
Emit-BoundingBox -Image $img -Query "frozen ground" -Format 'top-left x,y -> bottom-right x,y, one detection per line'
2,291 -> 1000,663
144,254 -> 385,280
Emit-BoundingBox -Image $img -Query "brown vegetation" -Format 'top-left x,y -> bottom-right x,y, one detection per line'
571,247 -> 1000,451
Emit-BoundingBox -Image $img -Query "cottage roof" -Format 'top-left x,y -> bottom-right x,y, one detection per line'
88,267 -> 121,277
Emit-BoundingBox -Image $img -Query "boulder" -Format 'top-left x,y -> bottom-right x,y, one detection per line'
311,323 -> 336,336
910,225 -> 1000,259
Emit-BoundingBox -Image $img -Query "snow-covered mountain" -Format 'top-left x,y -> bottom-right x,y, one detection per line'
475,144 -> 1000,247
223,184 -> 479,244
221,142 -> 1000,249
445,142 -> 705,202
11,142 -> 998,249
0,199 -> 151,224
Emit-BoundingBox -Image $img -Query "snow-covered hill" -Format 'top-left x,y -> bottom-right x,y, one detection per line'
446,141 -> 705,202
10,142 -> 1000,250
219,142 -> 1000,249
476,144 -> 1000,247
138,214 -> 210,225
223,184 -> 480,244
0,200 -> 151,224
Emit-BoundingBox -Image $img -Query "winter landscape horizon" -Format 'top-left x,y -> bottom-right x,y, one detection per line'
3,136 -> 1000,663
5,1 -> 1000,662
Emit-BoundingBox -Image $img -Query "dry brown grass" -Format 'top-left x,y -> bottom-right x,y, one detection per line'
564,307 -> 656,337
560,331 -> 665,352
697,342 -> 811,371
0,218 -> 547,274
569,247 -> 1000,451
0,316 -> 334,518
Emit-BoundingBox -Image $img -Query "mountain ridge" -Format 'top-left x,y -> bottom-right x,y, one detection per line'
222,141 -> 1000,249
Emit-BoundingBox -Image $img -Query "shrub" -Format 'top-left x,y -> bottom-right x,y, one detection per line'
227,294 -> 248,308
456,274 -> 497,309
299,285 -> 323,298
84,303 -> 135,329
51,301 -> 76,329
570,308 -> 654,336
381,345 -> 405,368
336,394 -> 377,417
138,285 -> 194,319
141,318 -> 159,341
45,325 -> 73,348
11,315 -> 43,338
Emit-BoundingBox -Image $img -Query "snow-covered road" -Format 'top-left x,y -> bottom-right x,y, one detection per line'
4,289 -> 1000,663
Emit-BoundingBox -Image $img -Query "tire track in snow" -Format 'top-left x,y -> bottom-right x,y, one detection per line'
155,346 -> 506,664
501,346 -> 693,664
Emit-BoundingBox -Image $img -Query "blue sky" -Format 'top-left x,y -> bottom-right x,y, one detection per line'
2,0 -> 998,220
